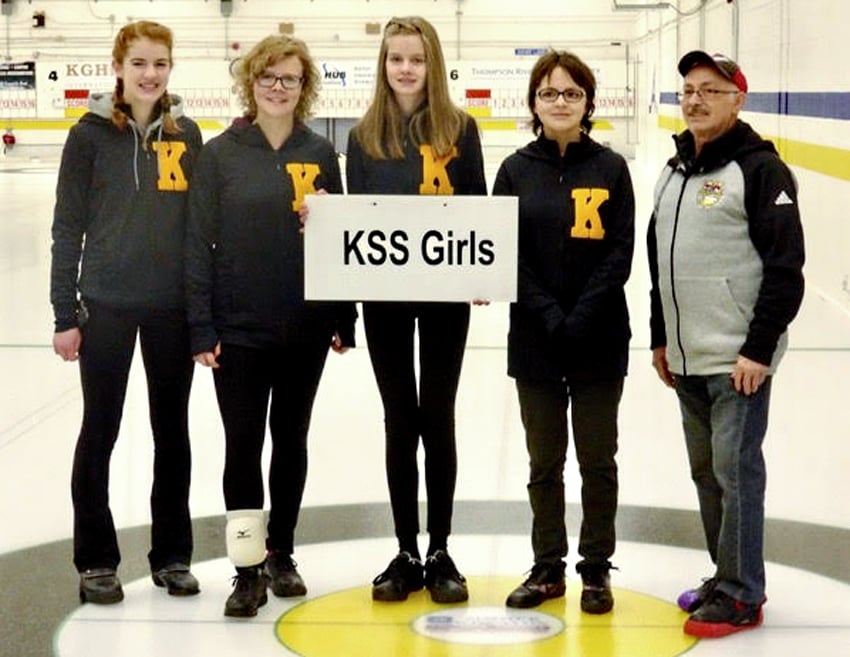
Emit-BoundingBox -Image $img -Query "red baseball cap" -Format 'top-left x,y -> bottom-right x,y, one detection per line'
678,50 -> 748,92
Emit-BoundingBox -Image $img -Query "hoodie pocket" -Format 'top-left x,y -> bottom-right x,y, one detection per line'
674,276 -> 752,363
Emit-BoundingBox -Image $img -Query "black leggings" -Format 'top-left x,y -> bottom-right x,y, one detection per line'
212,339 -> 330,555
363,301 -> 470,556
72,302 -> 194,573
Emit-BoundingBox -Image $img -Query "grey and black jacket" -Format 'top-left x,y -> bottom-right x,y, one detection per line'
648,120 -> 805,375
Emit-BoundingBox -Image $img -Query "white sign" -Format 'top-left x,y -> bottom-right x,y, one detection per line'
304,194 -> 518,302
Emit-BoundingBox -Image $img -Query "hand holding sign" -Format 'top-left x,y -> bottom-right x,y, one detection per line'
303,194 -> 517,302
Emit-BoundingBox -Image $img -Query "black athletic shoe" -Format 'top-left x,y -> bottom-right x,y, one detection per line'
677,576 -> 718,612
576,561 -> 614,614
266,552 -> 307,597
224,566 -> 269,618
372,552 -> 424,602
152,563 -> 200,596
424,550 -> 468,603
79,568 -> 124,604
684,590 -> 764,638
505,561 -> 566,609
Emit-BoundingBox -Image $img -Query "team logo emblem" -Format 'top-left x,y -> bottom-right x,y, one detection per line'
697,180 -> 724,208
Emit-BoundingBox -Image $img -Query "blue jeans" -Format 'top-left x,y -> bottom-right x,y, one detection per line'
674,374 -> 771,605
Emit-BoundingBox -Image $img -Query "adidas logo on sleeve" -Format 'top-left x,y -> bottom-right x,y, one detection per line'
774,190 -> 794,206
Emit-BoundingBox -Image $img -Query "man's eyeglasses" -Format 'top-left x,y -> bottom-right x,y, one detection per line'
677,88 -> 740,102
256,73 -> 302,90
536,87 -> 586,104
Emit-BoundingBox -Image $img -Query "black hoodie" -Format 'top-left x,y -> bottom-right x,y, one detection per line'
50,93 -> 203,329
185,121 -> 356,354
493,133 -> 635,383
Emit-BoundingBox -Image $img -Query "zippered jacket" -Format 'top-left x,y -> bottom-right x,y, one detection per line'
185,121 -> 356,354
493,133 -> 635,383
647,120 -> 805,375
51,93 -> 202,329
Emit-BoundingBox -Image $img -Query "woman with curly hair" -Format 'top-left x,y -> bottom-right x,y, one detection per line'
185,34 -> 356,618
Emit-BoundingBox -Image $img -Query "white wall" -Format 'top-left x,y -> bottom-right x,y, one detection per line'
2,0 -> 848,328
631,0 -> 850,339
1,1 -> 644,162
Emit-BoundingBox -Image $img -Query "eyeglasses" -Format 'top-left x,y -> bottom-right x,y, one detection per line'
536,87 -> 586,104
256,73 -> 302,90
677,88 -> 740,102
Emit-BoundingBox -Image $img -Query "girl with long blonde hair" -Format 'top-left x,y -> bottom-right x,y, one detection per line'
346,15 -> 487,605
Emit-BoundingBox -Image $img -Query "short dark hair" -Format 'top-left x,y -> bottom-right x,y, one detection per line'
527,50 -> 597,135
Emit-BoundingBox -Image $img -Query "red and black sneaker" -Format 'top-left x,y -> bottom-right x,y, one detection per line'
684,590 -> 764,638
677,576 -> 718,612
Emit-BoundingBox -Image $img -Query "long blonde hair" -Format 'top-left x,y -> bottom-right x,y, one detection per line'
354,16 -> 467,159
111,20 -> 179,134
232,35 -> 320,124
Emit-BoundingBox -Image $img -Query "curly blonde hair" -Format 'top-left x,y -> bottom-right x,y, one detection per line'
232,35 -> 319,123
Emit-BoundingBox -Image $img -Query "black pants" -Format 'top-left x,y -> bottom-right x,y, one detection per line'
363,301 -> 470,555
212,339 -> 330,555
515,377 -> 624,566
72,302 -> 194,573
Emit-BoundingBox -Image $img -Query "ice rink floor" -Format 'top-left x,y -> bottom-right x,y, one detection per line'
1,147 -> 848,657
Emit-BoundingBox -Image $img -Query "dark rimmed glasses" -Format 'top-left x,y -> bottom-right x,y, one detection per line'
256,73 -> 302,90
536,87 -> 586,103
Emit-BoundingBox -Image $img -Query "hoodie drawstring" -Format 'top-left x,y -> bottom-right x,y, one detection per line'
131,123 -> 140,191
155,123 -> 163,182
129,121 -> 165,191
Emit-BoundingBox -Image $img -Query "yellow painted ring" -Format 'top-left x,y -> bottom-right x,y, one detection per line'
276,576 -> 698,656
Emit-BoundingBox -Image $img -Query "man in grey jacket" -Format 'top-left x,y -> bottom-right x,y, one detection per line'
648,51 -> 805,639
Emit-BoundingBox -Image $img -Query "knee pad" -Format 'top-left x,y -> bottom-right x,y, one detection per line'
225,509 -> 267,567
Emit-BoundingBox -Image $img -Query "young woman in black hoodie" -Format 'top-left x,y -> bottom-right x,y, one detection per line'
346,16 -> 487,604
185,35 -> 356,618
493,51 -> 635,614
50,20 -> 202,604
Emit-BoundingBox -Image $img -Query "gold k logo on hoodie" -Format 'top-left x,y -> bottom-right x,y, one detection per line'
418,145 -> 458,195
570,188 -> 609,240
286,163 -> 321,211
152,141 -> 189,191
